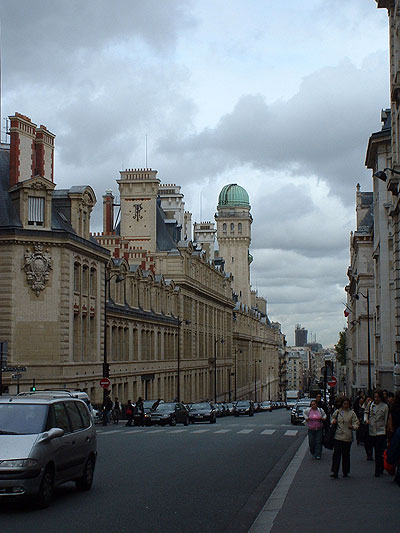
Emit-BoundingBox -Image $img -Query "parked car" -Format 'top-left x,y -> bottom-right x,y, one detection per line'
149,402 -> 190,426
225,403 -> 235,415
134,400 -> 164,426
189,403 -> 217,424
234,400 -> 255,417
290,401 -> 311,425
0,393 -> 96,507
258,401 -> 272,412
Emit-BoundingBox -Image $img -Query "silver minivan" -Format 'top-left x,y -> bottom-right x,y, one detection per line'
0,393 -> 97,507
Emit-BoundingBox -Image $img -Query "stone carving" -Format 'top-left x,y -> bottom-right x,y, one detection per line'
22,244 -> 52,296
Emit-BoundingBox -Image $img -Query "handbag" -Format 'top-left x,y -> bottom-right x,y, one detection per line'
323,414 -> 338,450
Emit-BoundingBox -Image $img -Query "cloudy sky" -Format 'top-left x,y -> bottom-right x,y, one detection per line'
1,1 -> 390,346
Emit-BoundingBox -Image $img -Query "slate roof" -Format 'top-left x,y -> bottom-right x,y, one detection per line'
0,147 -> 22,228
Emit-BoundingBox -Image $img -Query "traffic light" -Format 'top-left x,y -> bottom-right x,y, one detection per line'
30,379 -> 36,391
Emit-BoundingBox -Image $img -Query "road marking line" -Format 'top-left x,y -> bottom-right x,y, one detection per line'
147,429 -> 164,433
214,429 -> 231,434
237,429 -> 254,434
168,429 -> 188,433
125,430 -> 146,434
249,437 -> 308,533
261,429 -> 276,435
192,429 -> 210,433
101,429 -> 124,435
284,430 -> 298,436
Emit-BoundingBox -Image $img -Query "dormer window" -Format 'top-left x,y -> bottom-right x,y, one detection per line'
28,196 -> 44,226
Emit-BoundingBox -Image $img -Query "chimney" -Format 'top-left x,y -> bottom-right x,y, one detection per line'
103,189 -> 114,234
34,124 -> 55,182
9,113 -> 37,187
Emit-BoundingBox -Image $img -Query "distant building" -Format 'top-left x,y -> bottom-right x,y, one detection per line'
295,325 -> 308,347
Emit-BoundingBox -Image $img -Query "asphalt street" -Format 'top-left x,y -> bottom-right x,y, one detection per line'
0,409 -> 306,533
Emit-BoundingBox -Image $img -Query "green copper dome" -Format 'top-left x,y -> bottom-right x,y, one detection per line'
218,184 -> 250,207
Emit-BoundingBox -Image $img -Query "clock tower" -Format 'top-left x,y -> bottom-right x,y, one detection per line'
117,168 -> 160,253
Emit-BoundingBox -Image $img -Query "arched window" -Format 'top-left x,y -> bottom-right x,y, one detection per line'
230,223 -> 234,232
74,263 -> 80,292
238,223 -> 242,233
223,223 -> 227,232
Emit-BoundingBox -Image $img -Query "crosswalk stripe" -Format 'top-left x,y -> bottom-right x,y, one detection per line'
214,429 -> 231,434
101,429 -> 124,435
168,429 -> 188,433
285,430 -> 298,436
261,429 -> 276,435
124,429 -> 146,434
237,429 -> 254,434
192,429 -> 210,433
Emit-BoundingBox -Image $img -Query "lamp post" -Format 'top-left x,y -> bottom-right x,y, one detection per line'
214,338 -> 224,403
176,317 -> 191,402
268,366 -> 274,401
254,359 -> 261,403
234,348 -> 242,401
354,289 -> 372,395
104,268 -> 125,402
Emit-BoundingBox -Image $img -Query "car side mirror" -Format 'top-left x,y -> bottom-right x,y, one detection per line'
39,427 -> 64,442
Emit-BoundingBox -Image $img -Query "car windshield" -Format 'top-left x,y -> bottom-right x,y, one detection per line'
191,403 -> 210,410
236,401 -> 249,407
0,403 -> 48,435
154,403 -> 175,411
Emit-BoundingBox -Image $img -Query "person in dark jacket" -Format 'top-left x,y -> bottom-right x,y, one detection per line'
135,396 -> 145,427
315,393 -> 330,435
125,399 -> 134,427
387,426 -> 400,487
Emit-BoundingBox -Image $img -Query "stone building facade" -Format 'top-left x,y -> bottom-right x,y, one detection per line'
0,113 -> 109,397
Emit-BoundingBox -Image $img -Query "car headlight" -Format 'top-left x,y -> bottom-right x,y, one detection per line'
0,459 -> 38,468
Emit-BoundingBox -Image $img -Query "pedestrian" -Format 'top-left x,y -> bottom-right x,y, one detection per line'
315,392 -> 330,433
304,399 -> 327,459
362,395 -> 373,460
112,397 -> 121,424
136,396 -> 145,427
125,399 -> 134,427
353,396 -> 366,445
102,392 -> 113,426
389,391 -> 400,435
387,426 -> 400,487
330,397 -> 359,479
382,389 -> 389,404
365,389 -> 389,477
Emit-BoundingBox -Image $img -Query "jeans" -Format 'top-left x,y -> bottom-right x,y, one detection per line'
308,428 -> 323,458
332,439 -> 352,475
370,434 -> 387,475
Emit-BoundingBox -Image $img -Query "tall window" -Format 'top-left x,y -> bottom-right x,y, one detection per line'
223,223 -> 227,232
74,263 -> 80,292
28,197 -> 44,226
82,266 -> 89,294
230,223 -> 234,232
238,223 -> 242,233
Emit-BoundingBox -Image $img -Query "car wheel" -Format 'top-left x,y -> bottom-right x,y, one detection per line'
75,456 -> 95,491
169,416 -> 177,426
37,466 -> 54,508
184,416 -> 189,426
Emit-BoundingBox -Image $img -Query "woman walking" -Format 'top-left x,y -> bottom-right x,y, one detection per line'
330,398 -> 359,479
304,400 -> 327,459
365,390 -> 389,477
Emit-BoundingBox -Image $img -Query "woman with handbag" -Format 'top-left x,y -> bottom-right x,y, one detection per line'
304,400 -> 327,460
330,397 -> 359,479
364,390 -> 389,477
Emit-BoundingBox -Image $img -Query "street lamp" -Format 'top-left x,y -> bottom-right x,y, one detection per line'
234,348 -> 242,401
268,366 -> 274,401
214,338 -> 224,403
176,317 -> 191,402
354,289 -> 372,394
254,359 -> 261,403
104,268 -> 125,401
373,167 -> 400,182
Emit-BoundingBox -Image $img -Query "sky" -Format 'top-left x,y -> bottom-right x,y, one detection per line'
0,0 -> 390,346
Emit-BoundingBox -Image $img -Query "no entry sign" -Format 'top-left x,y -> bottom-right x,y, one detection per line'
99,377 -> 111,389
327,376 -> 337,387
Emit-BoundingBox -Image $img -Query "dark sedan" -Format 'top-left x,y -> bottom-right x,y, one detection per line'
234,400 -> 255,417
150,402 -> 190,426
189,403 -> 217,424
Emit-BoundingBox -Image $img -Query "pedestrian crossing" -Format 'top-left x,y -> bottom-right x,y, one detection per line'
96,427 -> 301,437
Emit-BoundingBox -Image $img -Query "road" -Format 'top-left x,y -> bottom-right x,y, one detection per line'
0,409 -> 306,533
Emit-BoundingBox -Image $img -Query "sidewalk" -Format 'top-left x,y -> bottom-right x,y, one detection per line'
252,436 -> 400,533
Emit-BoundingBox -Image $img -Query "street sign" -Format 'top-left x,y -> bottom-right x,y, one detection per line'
327,376 -> 337,387
99,377 -> 111,388
2,366 -> 27,373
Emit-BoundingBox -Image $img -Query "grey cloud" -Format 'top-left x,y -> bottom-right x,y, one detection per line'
157,57 -> 388,202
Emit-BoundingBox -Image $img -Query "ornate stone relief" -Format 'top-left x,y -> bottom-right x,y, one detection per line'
22,244 -> 52,296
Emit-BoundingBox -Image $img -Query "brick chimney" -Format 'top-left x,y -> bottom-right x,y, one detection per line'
34,124 -> 55,182
103,189 -> 115,234
9,113 -> 37,187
